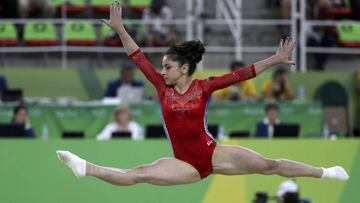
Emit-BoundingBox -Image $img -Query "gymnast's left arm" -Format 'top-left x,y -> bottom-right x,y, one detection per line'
204,37 -> 296,94
254,37 -> 296,75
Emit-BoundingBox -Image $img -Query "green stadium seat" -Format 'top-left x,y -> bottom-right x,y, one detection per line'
53,0 -> 63,7
0,23 -> 19,46
91,0 -> 116,13
129,0 -> 150,13
24,22 -> 57,46
65,21 -> 97,46
101,23 -> 145,46
337,22 -> 360,47
101,24 -> 122,46
54,0 -> 86,13
135,24 -> 146,43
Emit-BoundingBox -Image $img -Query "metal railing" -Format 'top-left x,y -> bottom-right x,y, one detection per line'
299,0 -> 360,72
0,0 -> 297,69
0,18 -> 190,68
1,0 -> 358,70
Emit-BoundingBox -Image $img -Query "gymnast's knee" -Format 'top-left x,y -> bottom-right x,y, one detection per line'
129,166 -> 151,184
259,158 -> 281,175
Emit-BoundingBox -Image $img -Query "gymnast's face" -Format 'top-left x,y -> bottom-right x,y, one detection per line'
161,55 -> 189,85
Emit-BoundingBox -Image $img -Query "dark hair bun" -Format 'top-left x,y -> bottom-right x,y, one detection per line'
164,39 -> 205,76
188,40 -> 205,63
171,40 -> 205,64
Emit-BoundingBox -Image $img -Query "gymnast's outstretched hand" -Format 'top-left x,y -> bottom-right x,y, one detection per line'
101,1 -> 124,33
101,1 -> 139,55
253,37 -> 296,75
275,37 -> 296,65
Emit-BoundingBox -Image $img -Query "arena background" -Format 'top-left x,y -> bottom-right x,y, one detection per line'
1,0 -> 360,202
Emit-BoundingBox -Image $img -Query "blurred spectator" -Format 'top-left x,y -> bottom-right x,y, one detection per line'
143,0 -> 175,46
253,192 -> 269,203
11,105 -> 35,138
306,25 -> 336,70
266,0 -> 280,8
213,61 -> 258,102
0,75 -> 8,93
277,180 -> 298,198
351,0 -> 360,20
0,0 -> 19,18
277,180 -> 301,203
268,0 -> 292,37
265,0 -> 292,19
307,0 -> 332,19
261,68 -> 294,101
306,0 -> 337,70
356,69 -> 360,134
122,0 -> 142,19
281,0 -> 291,19
96,105 -> 143,140
356,69 -> 360,90
103,63 -> 145,101
306,27 -> 336,70
254,103 -> 281,138
17,0 -> 55,18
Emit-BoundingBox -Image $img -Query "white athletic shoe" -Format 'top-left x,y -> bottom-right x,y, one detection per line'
321,166 -> 349,181
56,150 -> 86,177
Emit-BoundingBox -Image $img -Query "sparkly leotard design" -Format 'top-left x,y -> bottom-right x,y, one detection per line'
130,49 -> 256,178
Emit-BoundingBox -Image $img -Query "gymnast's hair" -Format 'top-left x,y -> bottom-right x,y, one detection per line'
165,40 -> 205,76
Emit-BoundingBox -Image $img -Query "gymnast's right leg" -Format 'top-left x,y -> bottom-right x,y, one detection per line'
56,150 -> 201,186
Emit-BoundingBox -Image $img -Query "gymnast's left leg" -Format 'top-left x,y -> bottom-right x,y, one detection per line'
211,145 -> 349,180
56,150 -> 201,186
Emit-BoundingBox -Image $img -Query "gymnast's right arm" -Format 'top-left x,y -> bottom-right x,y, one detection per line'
101,4 -> 164,91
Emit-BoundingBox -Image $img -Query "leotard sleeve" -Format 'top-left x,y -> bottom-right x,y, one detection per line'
202,64 -> 256,95
129,48 -> 166,93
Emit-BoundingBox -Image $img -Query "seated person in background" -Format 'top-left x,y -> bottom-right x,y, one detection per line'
262,67 -> 294,101
0,0 -> 19,18
356,69 -> 360,90
212,60 -> 258,102
96,105 -> 143,140
281,0 -> 291,19
17,0 -> 55,18
103,63 -> 145,102
351,0 -> 360,20
0,75 -> 8,93
11,105 -> 35,138
143,0 -> 175,46
277,180 -> 302,203
356,69 -> 360,133
254,103 -> 281,138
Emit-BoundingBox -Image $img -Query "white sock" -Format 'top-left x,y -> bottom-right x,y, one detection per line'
56,150 -> 86,177
321,166 -> 349,181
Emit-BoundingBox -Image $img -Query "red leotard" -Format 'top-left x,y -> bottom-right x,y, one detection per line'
130,49 -> 256,178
